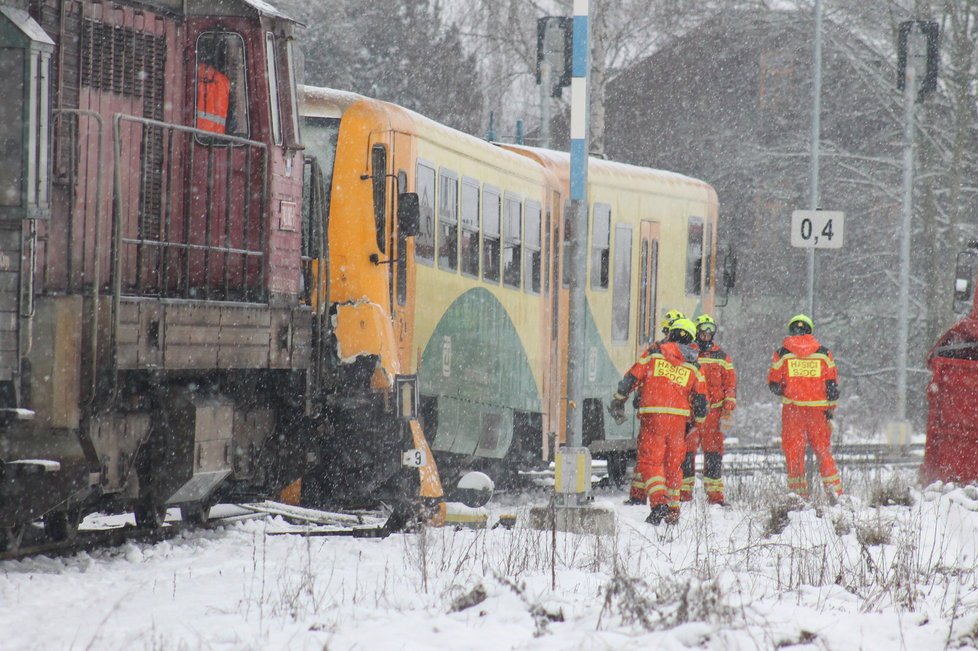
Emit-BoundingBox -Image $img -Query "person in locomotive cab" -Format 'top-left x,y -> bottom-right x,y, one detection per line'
624,308 -> 688,504
196,42 -> 232,135
609,318 -> 708,525
768,314 -> 843,501
681,314 -> 736,506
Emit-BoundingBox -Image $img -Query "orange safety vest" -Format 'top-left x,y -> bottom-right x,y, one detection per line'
695,342 -> 737,410
196,63 -> 230,134
768,334 -> 838,409
626,342 -> 708,421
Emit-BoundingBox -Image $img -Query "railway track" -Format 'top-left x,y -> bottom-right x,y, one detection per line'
0,503 -> 392,563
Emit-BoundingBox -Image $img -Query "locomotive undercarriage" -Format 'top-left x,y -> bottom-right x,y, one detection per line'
0,295 -> 319,549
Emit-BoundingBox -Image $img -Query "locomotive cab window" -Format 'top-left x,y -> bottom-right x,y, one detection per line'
503,193 -> 522,289
482,186 -> 501,283
264,33 -> 282,145
195,32 -> 249,139
438,169 -> 459,272
415,161 -> 435,265
371,145 -> 387,254
591,203 -> 611,290
524,200 -> 541,294
460,178 -> 480,277
285,39 -> 302,146
686,216 -> 704,295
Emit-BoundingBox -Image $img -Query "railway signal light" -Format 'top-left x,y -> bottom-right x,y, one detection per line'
897,20 -> 939,100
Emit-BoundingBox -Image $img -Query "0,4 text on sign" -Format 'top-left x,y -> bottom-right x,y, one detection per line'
791,210 -> 845,249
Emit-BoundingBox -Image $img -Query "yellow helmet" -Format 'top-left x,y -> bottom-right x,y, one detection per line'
695,314 -> 717,332
669,317 -> 697,340
659,309 -> 686,332
788,314 -> 814,334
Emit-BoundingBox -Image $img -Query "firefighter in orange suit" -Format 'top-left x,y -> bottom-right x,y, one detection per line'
610,318 -> 708,525
768,314 -> 843,500
196,57 -> 231,134
681,314 -> 736,505
625,308 -> 686,504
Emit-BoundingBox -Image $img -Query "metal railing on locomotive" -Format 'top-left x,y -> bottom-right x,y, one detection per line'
110,115 -> 269,379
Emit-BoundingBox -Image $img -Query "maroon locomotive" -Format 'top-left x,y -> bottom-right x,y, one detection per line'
0,0 -> 437,552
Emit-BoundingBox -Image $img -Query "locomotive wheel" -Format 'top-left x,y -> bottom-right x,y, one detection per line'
180,502 -> 210,525
0,524 -> 25,553
43,509 -> 79,543
134,499 -> 168,529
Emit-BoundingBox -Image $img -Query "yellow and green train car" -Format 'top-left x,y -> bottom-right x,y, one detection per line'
299,85 -> 718,495
502,146 -> 719,478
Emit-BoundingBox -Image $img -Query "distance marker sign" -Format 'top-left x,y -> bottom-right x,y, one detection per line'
791,210 -> 845,249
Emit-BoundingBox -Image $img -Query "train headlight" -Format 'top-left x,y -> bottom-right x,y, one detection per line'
395,374 -> 418,420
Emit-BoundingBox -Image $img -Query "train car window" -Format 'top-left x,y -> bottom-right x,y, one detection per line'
562,198 -> 572,287
371,145 -> 387,254
397,170 -> 408,305
482,186 -> 501,283
264,33 -> 282,145
438,169 -> 459,271
460,178 -> 480,277
195,32 -> 249,139
591,203 -> 611,290
524,200 -> 542,295
612,224 -> 633,342
285,40 -> 301,145
704,220 -> 715,293
686,216 -> 704,295
415,162 -> 436,264
503,193 -> 522,289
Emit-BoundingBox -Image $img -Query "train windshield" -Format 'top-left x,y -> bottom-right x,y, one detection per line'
302,116 -> 340,214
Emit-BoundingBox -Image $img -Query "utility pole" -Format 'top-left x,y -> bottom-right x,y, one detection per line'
530,0 -> 614,534
891,19 -> 937,442
564,0 -> 590,467
896,23 -> 917,425
806,0 -> 823,317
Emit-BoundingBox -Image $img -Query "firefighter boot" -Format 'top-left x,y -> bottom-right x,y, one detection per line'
646,504 -> 670,525
664,507 -> 681,525
680,452 -> 696,502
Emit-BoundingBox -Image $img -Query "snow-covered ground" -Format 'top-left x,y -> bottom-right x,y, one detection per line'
2,469 -> 978,650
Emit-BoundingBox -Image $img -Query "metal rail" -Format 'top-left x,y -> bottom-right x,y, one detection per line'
0,510 -> 264,563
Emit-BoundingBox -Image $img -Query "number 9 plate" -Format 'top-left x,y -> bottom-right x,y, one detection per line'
402,449 -> 427,467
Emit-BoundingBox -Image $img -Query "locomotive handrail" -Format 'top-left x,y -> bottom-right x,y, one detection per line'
119,238 -> 266,257
111,113 -> 270,388
53,109 -> 103,407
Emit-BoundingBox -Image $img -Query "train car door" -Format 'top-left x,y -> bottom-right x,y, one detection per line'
637,221 -> 660,355
391,131 -> 415,369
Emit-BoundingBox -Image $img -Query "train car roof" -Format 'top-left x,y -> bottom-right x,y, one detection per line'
300,85 -> 551,180
180,0 -> 298,22
501,144 -> 719,206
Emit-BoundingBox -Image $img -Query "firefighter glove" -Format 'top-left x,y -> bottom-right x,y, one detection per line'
825,410 -> 834,421
608,396 -> 627,425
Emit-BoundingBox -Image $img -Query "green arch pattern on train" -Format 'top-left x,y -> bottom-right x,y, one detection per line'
419,288 -> 541,459
581,299 -> 636,443
419,286 -> 648,458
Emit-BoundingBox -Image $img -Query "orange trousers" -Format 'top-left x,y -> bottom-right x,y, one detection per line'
634,413 -> 687,509
781,404 -> 842,498
682,409 -> 725,503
